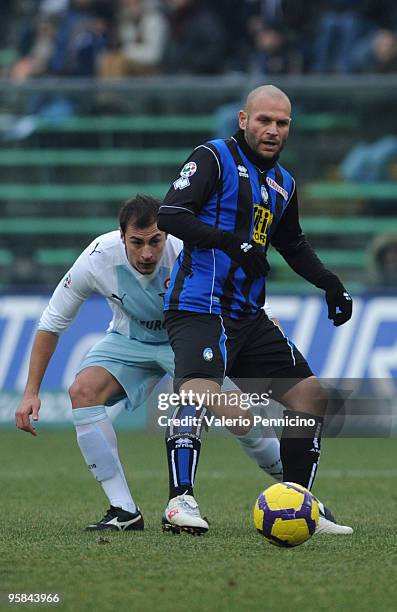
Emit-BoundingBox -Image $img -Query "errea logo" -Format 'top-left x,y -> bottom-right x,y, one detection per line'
237,165 -> 249,178
175,437 -> 193,448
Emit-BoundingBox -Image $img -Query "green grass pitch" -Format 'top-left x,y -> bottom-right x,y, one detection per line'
1,430 -> 396,612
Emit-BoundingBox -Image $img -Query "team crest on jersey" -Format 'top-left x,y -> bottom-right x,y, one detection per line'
203,347 -> 214,362
180,161 -> 197,178
253,204 -> 273,247
237,164 -> 249,178
266,177 -> 289,200
261,185 -> 269,204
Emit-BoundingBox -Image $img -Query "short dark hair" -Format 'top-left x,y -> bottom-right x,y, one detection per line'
119,194 -> 160,233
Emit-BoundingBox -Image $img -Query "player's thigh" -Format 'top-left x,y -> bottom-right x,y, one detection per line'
229,311 -> 313,401
280,375 -> 327,416
70,366 -> 123,407
165,311 -> 227,392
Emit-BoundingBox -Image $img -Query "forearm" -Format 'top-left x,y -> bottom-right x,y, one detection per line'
23,330 -> 59,396
158,210 -> 225,248
276,236 -> 344,291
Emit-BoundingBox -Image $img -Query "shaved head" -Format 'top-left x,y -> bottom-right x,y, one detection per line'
244,85 -> 291,114
238,85 -> 292,160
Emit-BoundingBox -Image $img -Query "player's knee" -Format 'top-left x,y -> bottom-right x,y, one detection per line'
69,379 -> 99,408
307,379 -> 328,416
281,376 -> 327,416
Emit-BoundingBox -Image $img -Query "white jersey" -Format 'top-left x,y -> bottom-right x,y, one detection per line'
38,230 -> 274,344
39,231 -> 182,344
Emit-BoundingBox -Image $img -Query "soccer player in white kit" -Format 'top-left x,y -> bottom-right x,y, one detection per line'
15,195 -> 283,531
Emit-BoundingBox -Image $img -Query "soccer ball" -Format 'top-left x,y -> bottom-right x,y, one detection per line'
253,482 -> 319,547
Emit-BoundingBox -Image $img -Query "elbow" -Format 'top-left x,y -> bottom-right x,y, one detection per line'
275,235 -> 307,256
158,212 -> 187,240
157,212 -> 172,233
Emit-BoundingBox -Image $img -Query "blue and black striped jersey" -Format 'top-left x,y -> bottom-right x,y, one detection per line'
159,130 -> 342,316
159,134 -> 295,317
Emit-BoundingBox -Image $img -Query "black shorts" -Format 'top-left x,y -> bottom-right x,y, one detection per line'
165,309 -> 313,401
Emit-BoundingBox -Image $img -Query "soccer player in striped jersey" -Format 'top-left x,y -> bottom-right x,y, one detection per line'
158,85 -> 353,535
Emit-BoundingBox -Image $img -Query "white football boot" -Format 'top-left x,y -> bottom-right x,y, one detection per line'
315,499 -> 353,535
162,492 -> 209,535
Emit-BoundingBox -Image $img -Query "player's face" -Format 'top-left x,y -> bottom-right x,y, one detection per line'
122,222 -> 166,275
238,95 -> 291,160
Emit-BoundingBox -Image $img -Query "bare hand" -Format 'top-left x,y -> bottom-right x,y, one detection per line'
15,396 -> 41,436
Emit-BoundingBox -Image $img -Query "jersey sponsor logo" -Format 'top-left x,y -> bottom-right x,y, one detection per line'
237,164 -> 249,178
253,204 -> 273,247
203,347 -> 214,361
63,273 -> 72,289
266,177 -> 289,200
173,176 -> 190,190
180,161 -> 197,178
139,319 -> 167,331
261,185 -> 269,204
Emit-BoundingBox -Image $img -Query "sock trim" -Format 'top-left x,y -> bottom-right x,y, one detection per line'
72,405 -> 107,425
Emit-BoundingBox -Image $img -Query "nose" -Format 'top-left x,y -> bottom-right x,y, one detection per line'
266,121 -> 278,136
141,246 -> 153,261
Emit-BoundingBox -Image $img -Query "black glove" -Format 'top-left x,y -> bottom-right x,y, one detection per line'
219,232 -> 270,278
325,286 -> 352,327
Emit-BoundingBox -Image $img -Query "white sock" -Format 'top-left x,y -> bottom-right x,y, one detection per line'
238,436 -> 283,481
236,416 -> 283,481
73,406 -> 137,513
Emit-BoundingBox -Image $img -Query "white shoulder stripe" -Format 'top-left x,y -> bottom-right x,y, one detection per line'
194,144 -> 221,180
287,178 -> 296,204
159,205 -> 194,214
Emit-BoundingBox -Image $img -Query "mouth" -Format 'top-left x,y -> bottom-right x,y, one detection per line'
260,140 -> 279,151
138,263 -> 155,273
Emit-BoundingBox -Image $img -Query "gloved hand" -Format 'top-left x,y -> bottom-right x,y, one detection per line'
219,232 -> 270,278
325,286 -> 352,326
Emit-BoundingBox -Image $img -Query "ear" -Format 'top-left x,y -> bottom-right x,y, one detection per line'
120,228 -> 125,243
238,110 -> 247,130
